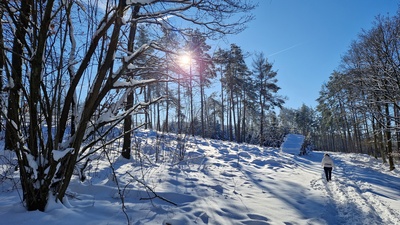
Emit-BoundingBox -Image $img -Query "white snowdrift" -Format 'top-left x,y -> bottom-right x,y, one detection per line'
281,133 -> 305,155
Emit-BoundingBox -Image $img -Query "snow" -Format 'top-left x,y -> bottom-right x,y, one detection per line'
24,153 -> 38,179
126,0 -> 156,5
1,130 -> 399,224
52,148 -> 74,161
281,133 -> 304,155
113,78 -> 157,88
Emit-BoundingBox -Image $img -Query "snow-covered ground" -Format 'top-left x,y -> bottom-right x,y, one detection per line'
280,133 -> 304,155
0,131 -> 399,225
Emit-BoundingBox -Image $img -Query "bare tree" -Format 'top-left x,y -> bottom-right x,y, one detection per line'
122,5 -> 141,160
0,0 -> 255,211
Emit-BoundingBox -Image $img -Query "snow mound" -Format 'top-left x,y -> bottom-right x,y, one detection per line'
280,133 -> 304,155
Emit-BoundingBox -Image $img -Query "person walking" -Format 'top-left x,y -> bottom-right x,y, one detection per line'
321,153 -> 334,182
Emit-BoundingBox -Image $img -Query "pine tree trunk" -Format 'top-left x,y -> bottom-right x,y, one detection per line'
259,95 -> 264,146
236,94 -> 241,143
386,103 -> 395,170
200,74 -> 205,138
241,98 -> 246,143
229,88 -> 234,141
190,71 -> 194,136
220,70 -> 225,140
164,80 -> 169,132
178,74 -> 182,134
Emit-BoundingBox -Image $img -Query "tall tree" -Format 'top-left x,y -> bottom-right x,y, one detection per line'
183,29 -> 215,137
224,44 -> 248,141
122,5 -> 141,160
213,48 -> 229,139
252,52 -> 284,146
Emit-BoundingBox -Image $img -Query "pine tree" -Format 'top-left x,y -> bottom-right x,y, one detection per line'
252,52 -> 284,146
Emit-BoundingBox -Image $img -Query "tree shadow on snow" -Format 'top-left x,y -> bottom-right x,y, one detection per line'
241,168 -> 342,224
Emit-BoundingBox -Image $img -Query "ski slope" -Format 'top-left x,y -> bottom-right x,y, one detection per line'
0,131 -> 399,224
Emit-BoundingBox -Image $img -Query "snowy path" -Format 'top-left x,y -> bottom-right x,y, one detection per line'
280,134 -> 400,225
296,152 -> 400,225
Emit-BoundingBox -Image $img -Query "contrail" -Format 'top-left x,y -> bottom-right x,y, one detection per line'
268,43 -> 303,57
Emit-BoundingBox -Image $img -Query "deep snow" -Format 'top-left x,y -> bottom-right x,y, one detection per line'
0,132 -> 399,225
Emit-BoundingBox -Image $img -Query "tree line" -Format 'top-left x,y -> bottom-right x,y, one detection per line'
313,10 -> 400,171
141,40 -> 287,146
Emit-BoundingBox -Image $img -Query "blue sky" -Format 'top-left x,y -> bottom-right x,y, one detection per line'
219,0 -> 399,110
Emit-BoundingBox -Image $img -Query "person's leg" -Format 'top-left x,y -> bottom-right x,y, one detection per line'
324,167 -> 329,181
328,168 -> 332,181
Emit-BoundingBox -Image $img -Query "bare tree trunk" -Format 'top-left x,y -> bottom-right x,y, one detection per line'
157,99 -> 161,131
23,0 -> 56,211
57,0 -> 129,201
241,97 -> 246,143
190,67 -> 194,136
200,71 -> 205,137
236,93 -> 241,143
395,103 -> 400,158
178,74 -> 182,134
164,79 -> 169,132
4,0 -> 30,151
259,94 -> 264,146
0,10 -> 4,132
229,88 -> 234,141
371,117 -> 380,159
220,69 -> 225,140
122,5 -> 140,159
386,103 -> 395,170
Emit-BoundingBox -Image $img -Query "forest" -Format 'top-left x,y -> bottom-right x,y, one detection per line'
0,0 -> 398,213
314,12 -> 400,171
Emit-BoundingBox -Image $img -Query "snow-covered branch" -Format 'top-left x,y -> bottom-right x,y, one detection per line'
113,78 -> 157,89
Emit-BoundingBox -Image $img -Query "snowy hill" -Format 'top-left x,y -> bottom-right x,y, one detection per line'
0,131 -> 399,225
281,133 -> 305,155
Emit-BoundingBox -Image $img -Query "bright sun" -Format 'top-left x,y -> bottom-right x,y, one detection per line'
179,53 -> 192,66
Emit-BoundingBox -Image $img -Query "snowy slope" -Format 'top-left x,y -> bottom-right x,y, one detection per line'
0,131 -> 399,225
281,133 -> 305,155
